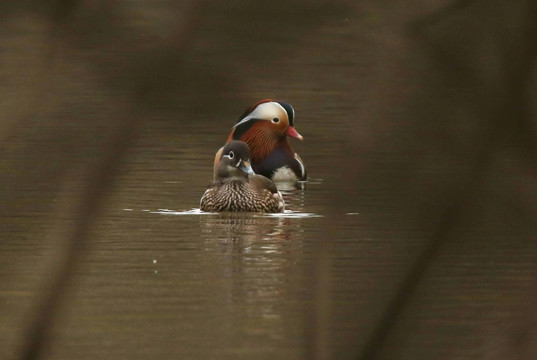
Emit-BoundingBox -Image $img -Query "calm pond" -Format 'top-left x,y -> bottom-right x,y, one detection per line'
1,2 -> 536,360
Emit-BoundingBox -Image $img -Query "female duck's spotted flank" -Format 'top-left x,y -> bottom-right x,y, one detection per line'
213,99 -> 306,182
201,141 -> 285,213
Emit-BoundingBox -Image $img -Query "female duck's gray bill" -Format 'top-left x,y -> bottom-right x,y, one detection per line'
238,159 -> 255,175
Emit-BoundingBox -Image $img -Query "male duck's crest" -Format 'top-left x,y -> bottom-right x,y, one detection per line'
214,99 -> 307,182
201,141 -> 285,213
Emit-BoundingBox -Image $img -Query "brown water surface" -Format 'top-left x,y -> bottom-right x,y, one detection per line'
1,2 -> 537,360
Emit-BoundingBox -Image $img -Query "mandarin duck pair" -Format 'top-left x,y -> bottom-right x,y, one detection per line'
200,100 -> 306,213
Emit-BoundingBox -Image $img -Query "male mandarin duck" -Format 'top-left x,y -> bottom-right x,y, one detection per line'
201,141 -> 285,213
213,99 -> 306,182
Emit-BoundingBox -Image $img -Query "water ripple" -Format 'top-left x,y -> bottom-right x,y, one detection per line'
134,208 -> 322,218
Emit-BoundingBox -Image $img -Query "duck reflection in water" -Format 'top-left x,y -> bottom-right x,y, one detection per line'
199,212 -> 304,327
200,141 -> 285,213
201,213 -> 298,244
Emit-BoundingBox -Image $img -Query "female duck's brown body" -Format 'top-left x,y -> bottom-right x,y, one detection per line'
213,100 -> 306,182
201,141 -> 284,213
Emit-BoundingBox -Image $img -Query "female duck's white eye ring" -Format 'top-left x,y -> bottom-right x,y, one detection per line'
271,117 -> 280,124
228,151 -> 234,159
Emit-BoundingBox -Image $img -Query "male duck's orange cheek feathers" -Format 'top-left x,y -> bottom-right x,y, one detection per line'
240,125 -> 276,163
226,130 -> 234,143
225,122 -> 275,163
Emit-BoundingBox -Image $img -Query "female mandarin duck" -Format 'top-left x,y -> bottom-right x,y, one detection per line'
201,141 -> 285,213
213,99 -> 306,182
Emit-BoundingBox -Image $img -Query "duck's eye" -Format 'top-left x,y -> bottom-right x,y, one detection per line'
272,117 -> 280,124
228,151 -> 234,159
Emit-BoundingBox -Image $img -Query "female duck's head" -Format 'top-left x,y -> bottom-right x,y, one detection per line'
216,141 -> 255,179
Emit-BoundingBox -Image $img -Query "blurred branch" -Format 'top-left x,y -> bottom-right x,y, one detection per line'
359,1 -> 537,358
18,2 -> 205,360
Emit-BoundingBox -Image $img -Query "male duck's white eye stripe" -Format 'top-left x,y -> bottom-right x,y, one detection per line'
272,102 -> 287,116
232,102 -> 286,129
